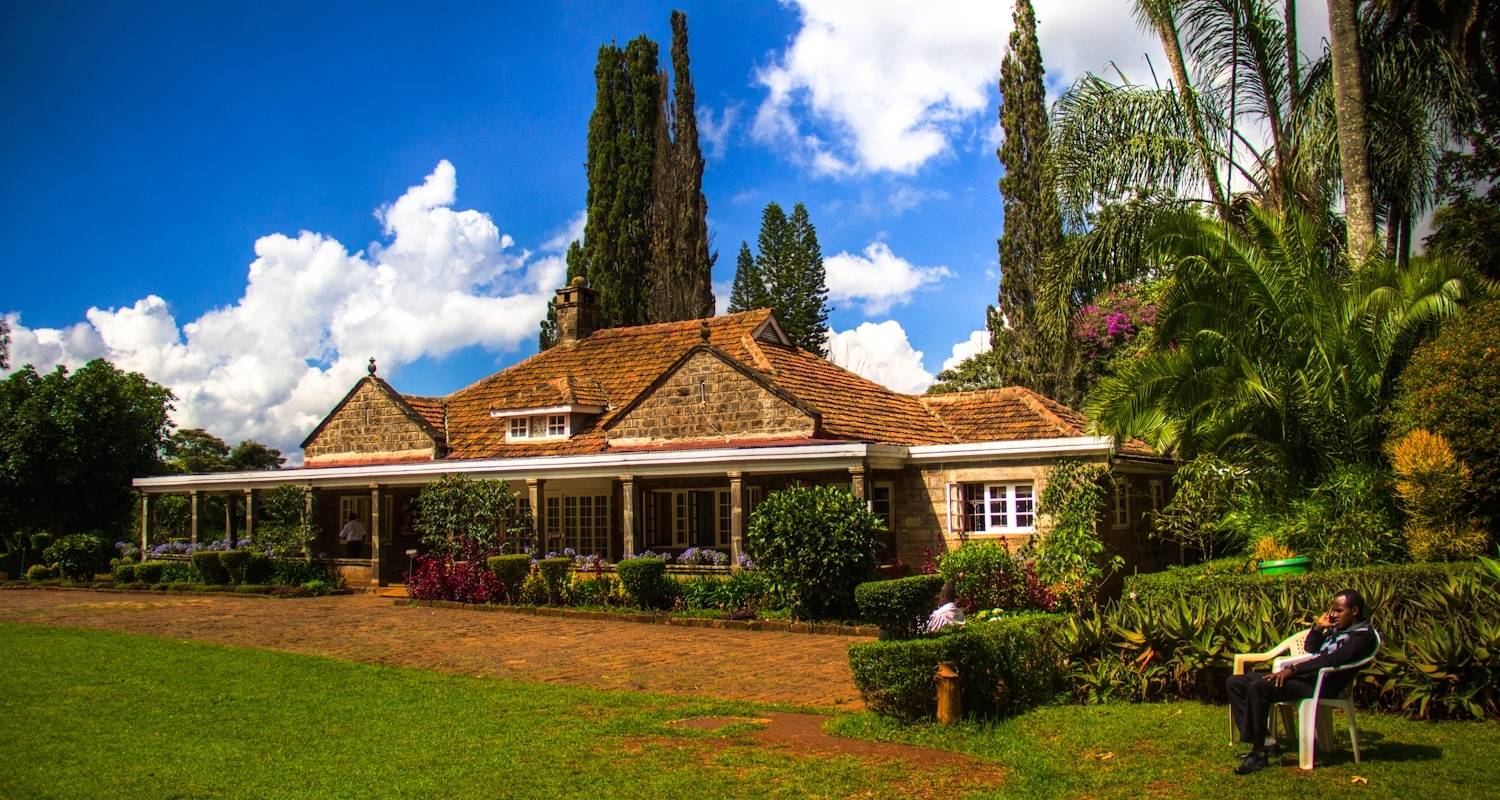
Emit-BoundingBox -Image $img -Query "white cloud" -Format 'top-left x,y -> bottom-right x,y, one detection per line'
698,103 -> 740,160
827,320 -> 933,394
754,1 -> 1329,175
825,242 -> 953,315
1,161 -> 558,459
540,210 -> 586,252
942,329 -> 991,373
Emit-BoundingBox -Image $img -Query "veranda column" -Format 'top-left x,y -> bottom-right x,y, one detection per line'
303,487 -> 315,561
139,494 -> 153,556
620,475 -> 636,559
369,484 -> 383,587
223,495 -> 232,540
243,489 -> 255,544
849,464 -> 868,504
189,490 -> 201,546
728,471 -> 744,571
526,479 -> 544,553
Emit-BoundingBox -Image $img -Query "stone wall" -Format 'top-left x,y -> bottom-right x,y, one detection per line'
607,350 -> 815,445
304,379 -> 438,465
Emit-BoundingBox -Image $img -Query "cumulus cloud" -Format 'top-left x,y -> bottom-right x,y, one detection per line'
698,103 -> 740,160
1,161 -> 559,458
827,320 -> 934,394
825,242 -> 953,315
942,329 -> 991,373
754,1 -> 1328,175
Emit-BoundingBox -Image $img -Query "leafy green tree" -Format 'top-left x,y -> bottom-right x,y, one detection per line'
727,241 -> 768,313
164,428 -> 230,473
413,475 -> 530,557
1085,206 -> 1479,489
745,484 -> 881,619
227,440 -> 284,471
759,202 -> 829,354
928,349 -> 1006,395
647,10 -> 715,323
0,359 -> 174,536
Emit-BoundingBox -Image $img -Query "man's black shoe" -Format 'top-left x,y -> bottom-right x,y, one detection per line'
1234,752 -> 1269,775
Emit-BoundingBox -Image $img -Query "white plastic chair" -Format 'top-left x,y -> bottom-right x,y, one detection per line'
1230,629 -> 1311,745
1270,628 -> 1382,770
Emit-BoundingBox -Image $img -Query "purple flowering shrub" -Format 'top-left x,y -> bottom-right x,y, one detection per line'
1071,280 -> 1160,385
677,547 -> 729,566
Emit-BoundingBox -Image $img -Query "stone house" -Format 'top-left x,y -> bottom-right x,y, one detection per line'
134,280 -> 1175,588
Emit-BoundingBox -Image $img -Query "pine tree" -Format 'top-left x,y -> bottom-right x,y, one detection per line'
985,0 -> 1069,398
728,241 -> 767,312
758,202 -> 829,354
647,10 -> 715,322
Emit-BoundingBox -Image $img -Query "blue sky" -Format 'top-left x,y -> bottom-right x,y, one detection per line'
3,1 -> 1226,455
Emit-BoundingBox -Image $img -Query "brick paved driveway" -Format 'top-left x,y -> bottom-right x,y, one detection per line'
0,589 -> 870,708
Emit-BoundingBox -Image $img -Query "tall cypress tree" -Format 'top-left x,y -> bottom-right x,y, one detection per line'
575,37 -> 660,332
647,10 -> 715,322
981,0 -> 1072,400
758,202 -> 829,354
728,241 -> 767,313
993,0 -> 1060,342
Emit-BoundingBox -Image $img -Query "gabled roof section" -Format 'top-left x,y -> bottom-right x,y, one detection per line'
299,376 -> 446,450
441,310 -> 778,459
602,343 -> 822,434
919,386 -> 1158,456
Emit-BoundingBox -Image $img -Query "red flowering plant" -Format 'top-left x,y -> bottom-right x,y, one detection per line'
406,475 -> 528,603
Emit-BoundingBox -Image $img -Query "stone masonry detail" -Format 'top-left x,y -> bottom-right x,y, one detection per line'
304,380 -> 438,465
607,350 -> 814,445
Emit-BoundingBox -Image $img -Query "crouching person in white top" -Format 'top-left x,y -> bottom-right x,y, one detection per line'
926,580 -> 966,633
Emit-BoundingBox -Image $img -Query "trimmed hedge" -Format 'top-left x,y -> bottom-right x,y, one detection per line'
855,575 -> 945,639
848,614 -> 1065,721
134,561 -> 169,584
616,557 -> 673,610
219,550 -> 251,584
269,558 -> 328,587
191,551 -> 230,585
27,564 -> 57,581
244,554 -> 273,585
112,563 -> 136,583
1122,560 -> 1464,605
487,555 -> 533,600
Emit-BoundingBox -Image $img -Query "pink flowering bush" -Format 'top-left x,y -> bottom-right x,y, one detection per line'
1072,283 -> 1158,363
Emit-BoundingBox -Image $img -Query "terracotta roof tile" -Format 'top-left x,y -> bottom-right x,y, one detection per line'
401,395 -> 446,437
920,386 -> 1160,456
753,344 -> 956,445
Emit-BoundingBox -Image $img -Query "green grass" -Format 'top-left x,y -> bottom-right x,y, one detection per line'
830,701 -> 1500,799
3,622 -> 1497,799
0,623 -> 955,799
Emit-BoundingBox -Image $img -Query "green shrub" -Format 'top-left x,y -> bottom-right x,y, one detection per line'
1083,560 -> 1499,718
112,562 -> 136,583
269,558 -> 328,587
566,573 -> 619,606
745,484 -> 882,619
26,564 -> 56,581
517,568 -> 549,605
855,575 -> 945,639
616,557 -> 673,610
537,557 -> 573,604
219,550 -> 251,584
133,561 -> 168,584
487,554 -> 533,602
1389,430 -> 1491,561
1280,464 -> 1404,568
1389,298 -> 1500,527
1033,460 -> 1121,609
243,554 -> 273,584
191,551 -> 229,585
160,561 -> 200,583
848,615 -> 1065,721
43,533 -> 112,580
937,544 -> 1052,613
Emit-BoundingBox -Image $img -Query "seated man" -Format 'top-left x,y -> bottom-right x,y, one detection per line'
926,580 -> 966,633
1225,588 -> 1377,775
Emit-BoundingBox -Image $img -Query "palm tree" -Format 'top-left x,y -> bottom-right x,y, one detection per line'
1084,205 -> 1480,488
1327,0 -> 1379,257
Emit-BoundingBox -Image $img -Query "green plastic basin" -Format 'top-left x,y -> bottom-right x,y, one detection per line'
1257,556 -> 1311,575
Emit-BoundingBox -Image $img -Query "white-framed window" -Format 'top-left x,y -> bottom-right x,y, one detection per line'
1113,479 -> 1130,527
544,493 -> 609,555
954,482 -> 1035,533
870,482 -> 894,531
1149,479 -> 1165,513
507,414 -> 570,441
746,486 -> 764,515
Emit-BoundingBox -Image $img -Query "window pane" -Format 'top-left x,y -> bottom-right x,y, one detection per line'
987,485 -> 1008,529
1014,483 -> 1034,528
547,414 -> 566,436
509,418 -> 527,438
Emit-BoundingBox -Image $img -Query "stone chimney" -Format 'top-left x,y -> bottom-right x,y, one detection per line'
555,277 -> 601,343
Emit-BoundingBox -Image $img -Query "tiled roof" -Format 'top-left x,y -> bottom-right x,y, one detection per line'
402,395 -> 446,438
342,310 -> 1162,460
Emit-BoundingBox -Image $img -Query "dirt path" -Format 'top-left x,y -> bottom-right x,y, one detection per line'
0,588 -> 870,708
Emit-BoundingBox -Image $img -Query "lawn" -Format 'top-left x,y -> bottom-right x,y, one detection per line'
2,622 -> 1497,799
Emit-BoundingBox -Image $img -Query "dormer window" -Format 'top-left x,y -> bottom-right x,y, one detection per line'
491,404 -> 605,442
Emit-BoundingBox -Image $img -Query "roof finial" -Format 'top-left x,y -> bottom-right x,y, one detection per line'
367,356 -> 377,376
700,319 -> 711,342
